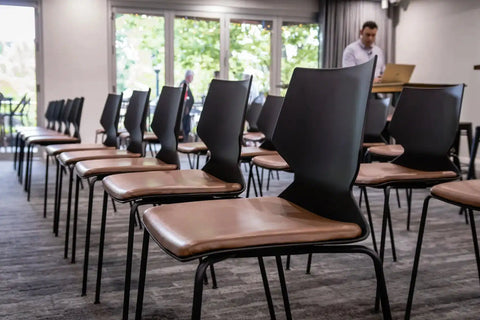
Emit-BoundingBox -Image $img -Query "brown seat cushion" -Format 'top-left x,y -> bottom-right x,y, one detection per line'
243,132 -> 265,142
143,197 -> 362,258
241,146 -> 278,158
363,142 -> 386,148
58,149 -> 141,166
26,135 -> 80,145
177,142 -> 208,153
95,128 -> 105,134
368,144 -> 404,157
355,163 -> 458,186
102,169 -> 242,201
252,154 -> 290,170
143,132 -> 159,142
75,157 -> 177,178
46,144 -> 114,156
431,180 -> 480,208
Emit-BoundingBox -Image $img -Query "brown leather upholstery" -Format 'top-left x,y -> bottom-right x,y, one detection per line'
102,169 -> 242,201
143,197 -> 362,257
75,157 -> 177,178
368,144 -> 404,157
355,163 -> 458,186
243,131 -> 265,142
58,149 -> 141,165
177,141 -> 208,153
46,143 -> 114,156
431,179 -> 480,209
26,135 -> 80,144
143,131 -> 159,142
363,142 -> 386,148
241,146 -> 277,158
95,128 -> 105,134
252,154 -> 289,170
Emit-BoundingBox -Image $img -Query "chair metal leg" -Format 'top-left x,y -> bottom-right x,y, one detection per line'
405,196 -> 431,320
255,165 -> 263,197
186,153 -> 193,169
64,166 -> 74,259
467,209 -> 480,284
23,144 -> 30,190
53,161 -> 60,233
27,144 -> 34,200
305,253 -> 313,274
285,254 -> 291,270
95,191 -> 109,304
122,203 -> 140,320
135,230 -> 150,320
386,200 -> 397,262
111,196 -> 117,212
72,175 -> 81,263
81,179 -> 97,296
275,255 -> 292,320
54,163 -> 64,237
362,186 -> 378,253
395,188 -> 401,208
209,264 -> 218,289
406,188 -> 412,230
191,259 -> 210,320
258,257 -> 276,320
379,188 -> 390,264
246,161 -> 256,198
43,155 -> 50,218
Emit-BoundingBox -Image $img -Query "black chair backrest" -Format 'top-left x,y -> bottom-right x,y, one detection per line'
273,59 -> 376,233
52,100 -> 65,131
150,84 -> 186,167
245,99 -> 263,132
44,101 -> 56,129
389,84 -> 465,172
124,89 -> 151,155
199,78 -> 252,186
363,98 -> 390,143
60,99 -> 74,134
100,93 -> 123,147
12,94 -> 27,114
257,95 -> 285,150
70,97 -> 84,139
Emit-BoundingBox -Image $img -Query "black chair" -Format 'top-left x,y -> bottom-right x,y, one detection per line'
66,85 -> 185,267
42,93 -> 123,219
405,135 -> 480,319
363,98 -> 390,147
134,60 -> 391,319
100,78 -> 251,319
52,90 -> 150,244
355,84 -> 465,266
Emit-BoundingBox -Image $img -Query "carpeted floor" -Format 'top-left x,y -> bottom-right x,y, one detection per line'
0,151 -> 479,319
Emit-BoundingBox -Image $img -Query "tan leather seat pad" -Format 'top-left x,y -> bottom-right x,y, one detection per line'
102,169 -> 242,200
22,131 -> 64,139
368,144 -> 404,157
143,197 -> 362,257
355,163 -> 458,186
253,155 -> 290,170
96,128 -> 105,134
143,132 -> 158,141
243,132 -> 265,142
58,150 -> 141,165
46,144 -> 114,156
177,142 -> 207,153
363,142 -> 386,148
27,135 -> 80,144
241,147 -> 277,158
431,180 -> 480,208
75,158 -> 177,178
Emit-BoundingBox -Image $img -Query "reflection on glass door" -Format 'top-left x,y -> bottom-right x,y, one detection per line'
115,13 -> 165,98
174,16 -> 220,104
281,22 -> 320,95
0,5 -> 36,131
230,19 -> 271,102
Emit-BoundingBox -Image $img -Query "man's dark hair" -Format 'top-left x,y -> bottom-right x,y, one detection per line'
362,21 -> 378,30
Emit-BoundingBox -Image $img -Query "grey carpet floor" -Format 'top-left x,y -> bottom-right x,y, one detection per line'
1,152 -> 480,319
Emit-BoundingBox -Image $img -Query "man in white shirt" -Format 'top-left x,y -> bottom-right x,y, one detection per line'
343,21 -> 385,83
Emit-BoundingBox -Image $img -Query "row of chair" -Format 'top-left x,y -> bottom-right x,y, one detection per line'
12,56 -> 480,320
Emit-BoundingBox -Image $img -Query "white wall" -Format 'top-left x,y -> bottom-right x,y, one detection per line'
42,0 -> 109,142
396,0 -> 480,133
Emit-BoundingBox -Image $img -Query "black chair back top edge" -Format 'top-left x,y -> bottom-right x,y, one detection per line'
390,84 -> 465,172
199,77 -> 252,187
101,93 -> 123,147
71,97 -> 84,139
150,84 -> 186,167
274,59 -> 376,231
124,89 -> 151,155
257,95 -> 285,150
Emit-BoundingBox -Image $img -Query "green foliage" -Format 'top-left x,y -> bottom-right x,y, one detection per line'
281,23 -> 320,95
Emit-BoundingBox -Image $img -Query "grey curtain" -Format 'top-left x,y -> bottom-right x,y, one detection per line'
323,0 -> 394,68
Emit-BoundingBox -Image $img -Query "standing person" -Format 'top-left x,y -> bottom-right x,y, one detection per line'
180,70 -> 194,141
342,21 -> 385,83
